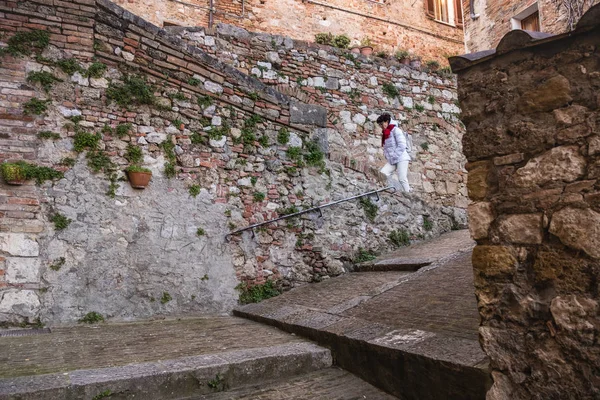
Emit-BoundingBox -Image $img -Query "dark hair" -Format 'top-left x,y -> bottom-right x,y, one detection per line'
376,113 -> 391,124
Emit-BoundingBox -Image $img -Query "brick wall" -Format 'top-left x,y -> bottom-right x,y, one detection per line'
462,0 -> 600,53
453,5 -> 600,398
113,0 -> 464,65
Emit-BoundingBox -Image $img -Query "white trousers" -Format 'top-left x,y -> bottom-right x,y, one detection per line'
381,161 -> 411,192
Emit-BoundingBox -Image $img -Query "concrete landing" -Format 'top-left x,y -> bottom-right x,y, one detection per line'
235,230 -> 491,400
0,317 -> 333,400
190,367 -> 396,399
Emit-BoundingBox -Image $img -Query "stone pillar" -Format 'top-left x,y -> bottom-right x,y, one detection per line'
451,7 -> 600,399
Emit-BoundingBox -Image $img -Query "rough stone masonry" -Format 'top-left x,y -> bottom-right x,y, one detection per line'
0,0 -> 466,326
451,5 -> 600,399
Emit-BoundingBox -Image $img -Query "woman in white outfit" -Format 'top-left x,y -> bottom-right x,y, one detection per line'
377,113 -> 411,192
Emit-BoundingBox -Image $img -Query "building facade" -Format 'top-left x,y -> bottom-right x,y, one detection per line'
113,0 -> 465,63
462,0 -> 599,52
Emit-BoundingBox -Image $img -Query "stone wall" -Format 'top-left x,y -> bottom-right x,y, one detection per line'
112,0 -> 464,65
451,5 -> 600,399
170,24 -> 468,209
462,0 -> 600,53
0,0 -> 465,326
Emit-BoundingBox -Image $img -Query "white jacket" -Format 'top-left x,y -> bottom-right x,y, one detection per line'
383,119 -> 411,164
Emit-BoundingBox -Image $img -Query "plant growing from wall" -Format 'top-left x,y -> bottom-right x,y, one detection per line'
196,227 -> 205,236
197,94 -> 213,108
354,248 -> 377,263
79,312 -> 104,324
315,33 -> 334,45
382,82 -> 399,99
51,213 -> 71,230
1,161 -> 63,185
49,257 -> 66,271
125,144 -> 143,164
359,196 -> 378,222
207,374 -> 226,392
333,34 -> 351,49
106,75 -> 155,107
253,192 -> 266,202
189,184 -> 201,198
277,127 -> 290,145
421,142 -> 430,151
395,50 -> 409,61
4,30 -> 50,56
23,98 -> 50,115
26,71 -> 62,92
236,281 -> 280,304
160,292 -> 172,304
188,77 -> 201,86
423,215 -> 433,231
60,157 -> 76,167
73,132 -> 101,152
389,229 -> 410,248
415,104 -> 425,112
161,137 -> 177,178
115,123 -> 132,138
38,131 -> 60,140
427,95 -> 435,104
250,176 -> 257,186
426,60 -> 440,70
56,58 -> 84,75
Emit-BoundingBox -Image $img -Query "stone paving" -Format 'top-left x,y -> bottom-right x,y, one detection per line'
0,317 -> 307,378
235,230 -> 490,399
189,368 -> 396,400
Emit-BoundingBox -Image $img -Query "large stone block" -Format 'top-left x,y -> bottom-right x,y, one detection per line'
549,207 -> 600,258
472,245 -> 518,282
468,202 -> 494,240
467,162 -> 491,201
496,214 -> 543,244
290,101 -> 327,127
0,234 -> 39,257
0,290 -> 40,318
520,75 -> 572,113
5,257 -> 40,283
514,146 -> 586,188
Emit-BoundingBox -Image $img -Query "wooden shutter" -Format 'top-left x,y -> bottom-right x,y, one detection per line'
454,0 -> 464,27
425,0 -> 435,18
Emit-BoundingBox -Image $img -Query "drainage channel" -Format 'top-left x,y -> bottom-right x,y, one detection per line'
0,328 -> 51,337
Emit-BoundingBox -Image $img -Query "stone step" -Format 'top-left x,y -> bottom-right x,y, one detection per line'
184,367 -> 397,399
352,229 -> 475,273
0,317 -> 332,400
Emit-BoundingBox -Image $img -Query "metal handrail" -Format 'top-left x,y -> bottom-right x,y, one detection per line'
225,186 -> 397,241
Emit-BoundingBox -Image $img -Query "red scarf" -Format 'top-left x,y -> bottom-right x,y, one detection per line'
382,124 -> 395,146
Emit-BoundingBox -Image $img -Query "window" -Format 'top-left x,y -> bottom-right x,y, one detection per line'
510,3 -> 541,32
425,0 -> 463,27
521,11 -> 540,31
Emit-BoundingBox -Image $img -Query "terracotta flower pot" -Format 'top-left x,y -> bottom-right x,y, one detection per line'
6,178 -> 26,185
350,46 -> 361,54
128,171 -> 152,189
360,46 -> 374,56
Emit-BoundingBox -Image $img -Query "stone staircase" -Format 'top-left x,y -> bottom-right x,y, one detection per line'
234,230 -> 491,400
0,317 -> 391,399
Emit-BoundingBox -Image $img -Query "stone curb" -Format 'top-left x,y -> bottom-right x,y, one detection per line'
0,342 -> 332,400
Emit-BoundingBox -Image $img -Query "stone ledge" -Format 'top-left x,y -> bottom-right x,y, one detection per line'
0,342 -> 332,400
